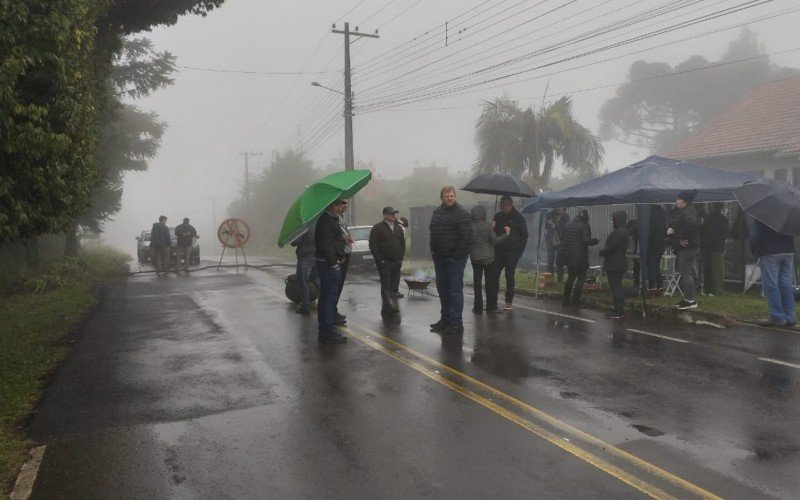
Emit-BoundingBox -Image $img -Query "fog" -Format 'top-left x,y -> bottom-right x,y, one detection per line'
100,0 -> 800,256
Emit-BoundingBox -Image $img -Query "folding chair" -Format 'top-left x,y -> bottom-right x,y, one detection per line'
661,254 -> 682,297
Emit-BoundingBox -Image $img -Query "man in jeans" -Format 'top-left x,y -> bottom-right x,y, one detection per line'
369,206 -> 405,316
315,200 -> 347,344
668,191 -> 701,310
429,186 -> 472,334
291,224 -> 319,316
149,215 -> 172,275
750,219 -> 797,327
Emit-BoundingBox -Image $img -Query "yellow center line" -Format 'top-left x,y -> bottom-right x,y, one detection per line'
261,285 -> 720,499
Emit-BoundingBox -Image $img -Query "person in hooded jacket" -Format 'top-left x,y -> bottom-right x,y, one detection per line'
600,211 -> 629,319
469,205 -> 510,313
667,190 -> 701,310
557,208 -> 599,307
699,202 -> 729,296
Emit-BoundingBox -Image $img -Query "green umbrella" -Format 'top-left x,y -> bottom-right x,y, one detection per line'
277,169 -> 372,247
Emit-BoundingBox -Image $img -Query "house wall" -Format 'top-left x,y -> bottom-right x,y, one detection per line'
689,152 -> 800,187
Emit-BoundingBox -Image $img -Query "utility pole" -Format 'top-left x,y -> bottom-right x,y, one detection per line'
239,150 -> 263,221
331,22 -> 378,225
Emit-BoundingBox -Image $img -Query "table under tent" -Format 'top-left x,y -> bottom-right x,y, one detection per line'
522,156 -> 758,317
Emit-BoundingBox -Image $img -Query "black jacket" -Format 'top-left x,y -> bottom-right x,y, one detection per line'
669,205 -> 700,249
369,220 -> 406,262
292,225 -> 316,259
429,202 -> 472,260
493,207 -> 529,256
749,220 -> 795,258
556,215 -> 598,269
149,222 -> 171,248
599,211 -> 629,273
700,211 -> 729,252
315,211 -> 345,266
174,223 -> 197,247
647,205 -> 668,255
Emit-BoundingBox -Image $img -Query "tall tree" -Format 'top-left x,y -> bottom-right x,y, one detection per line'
598,29 -> 798,153
474,95 -> 603,191
65,37 -> 174,255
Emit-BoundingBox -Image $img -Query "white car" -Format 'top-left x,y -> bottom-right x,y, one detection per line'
347,225 -> 375,270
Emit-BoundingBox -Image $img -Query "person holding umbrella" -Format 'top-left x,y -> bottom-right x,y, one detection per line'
487,196 -> 529,312
315,200 -> 348,344
749,219 -> 796,327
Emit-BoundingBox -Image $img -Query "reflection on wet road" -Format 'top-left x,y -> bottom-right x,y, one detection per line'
28,263 -> 800,499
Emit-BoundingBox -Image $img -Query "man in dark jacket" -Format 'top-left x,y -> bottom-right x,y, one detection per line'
291,224 -> 319,315
545,208 -> 569,282
557,208 -> 598,307
488,196 -> 529,311
149,215 -> 172,275
429,186 -> 472,334
750,220 -> 797,327
700,202 -> 729,296
599,211 -> 629,319
668,190 -> 701,310
369,206 -> 406,316
647,205 -> 668,291
314,200 -> 347,344
174,218 -> 198,272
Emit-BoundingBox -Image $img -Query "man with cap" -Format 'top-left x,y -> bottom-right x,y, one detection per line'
667,190 -> 701,310
174,217 -> 199,272
149,215 -> 172,275
369,206 -> 406,316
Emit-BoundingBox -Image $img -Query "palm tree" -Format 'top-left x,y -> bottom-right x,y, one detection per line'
474,95 -> 603,191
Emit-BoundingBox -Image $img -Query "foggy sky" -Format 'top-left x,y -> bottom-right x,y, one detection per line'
102,0 -> 800,254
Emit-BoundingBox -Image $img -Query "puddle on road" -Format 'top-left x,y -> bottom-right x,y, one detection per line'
630,423 -> 665,437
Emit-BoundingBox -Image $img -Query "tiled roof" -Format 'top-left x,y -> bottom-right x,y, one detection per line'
667,76 -> 800,159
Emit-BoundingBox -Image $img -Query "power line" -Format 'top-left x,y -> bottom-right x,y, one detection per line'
357,0 -> 778,111
175,65 -> 339,75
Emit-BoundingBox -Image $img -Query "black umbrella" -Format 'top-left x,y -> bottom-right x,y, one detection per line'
462,172 -> 537,198
733,178 -> 800,236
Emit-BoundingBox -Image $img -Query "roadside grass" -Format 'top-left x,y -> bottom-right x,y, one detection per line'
0,246 -> 129,496
513,271 -> 774,322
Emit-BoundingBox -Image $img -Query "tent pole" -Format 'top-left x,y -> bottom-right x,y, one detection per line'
535,211 -> 545,299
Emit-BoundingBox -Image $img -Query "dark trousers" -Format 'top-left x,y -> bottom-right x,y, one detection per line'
335,253 -> 350,315
317,260 -> 341,337
487,252 -> 520,309
378,260 -> 402,309
632,258 -> 640,289
646,253 -> 664,289
546,245 -> 564,281
607,270 -> 625,314
296,256 -> 319,309
701,250 -> 724,294
471,261 -> 492,310
563,266 -> 587,305
677,247 -> 700,301
434,256 -> 468,325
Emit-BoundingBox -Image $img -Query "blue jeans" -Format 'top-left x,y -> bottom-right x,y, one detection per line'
296,256 -> 319,309
434,256 -> 468,325
759,254 -> 797,325
317,260 -> 341,336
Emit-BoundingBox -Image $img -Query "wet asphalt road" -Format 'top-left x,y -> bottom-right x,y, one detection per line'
28,260 -> 800,499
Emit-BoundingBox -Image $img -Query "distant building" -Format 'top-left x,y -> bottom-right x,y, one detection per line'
667,76 -> 800,187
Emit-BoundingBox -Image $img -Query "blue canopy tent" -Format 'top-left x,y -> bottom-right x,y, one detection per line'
523,156 -> 758,316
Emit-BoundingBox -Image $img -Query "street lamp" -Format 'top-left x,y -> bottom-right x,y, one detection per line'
310,80 -> 356,225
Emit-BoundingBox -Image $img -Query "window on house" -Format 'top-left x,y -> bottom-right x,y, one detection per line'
774,168 -> 788,183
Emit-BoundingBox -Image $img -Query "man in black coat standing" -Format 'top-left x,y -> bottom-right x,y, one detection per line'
599,211 -> 629,319
488,196 -> 529,312
429,186 -> 472,334
557,208 -> 598,307
314,200 -> 347,344
668,190 -> 701,310
369,206 -> 406,316
149,215 -> 172,276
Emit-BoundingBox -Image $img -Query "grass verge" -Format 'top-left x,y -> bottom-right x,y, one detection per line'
0,246 -> 129,496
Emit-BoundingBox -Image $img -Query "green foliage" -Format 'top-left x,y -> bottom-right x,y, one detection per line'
105,0 -> 226,34
0,245 -> 127,495
474,95 -> 603,191
0,0 -> 107,242
598,29 -> 799,153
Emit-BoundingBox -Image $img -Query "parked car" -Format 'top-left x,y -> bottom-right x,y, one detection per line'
348,225 -> 374,270
135,228 -> 200,266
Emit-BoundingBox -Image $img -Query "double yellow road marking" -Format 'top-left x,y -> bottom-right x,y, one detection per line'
263,285 -> 720,499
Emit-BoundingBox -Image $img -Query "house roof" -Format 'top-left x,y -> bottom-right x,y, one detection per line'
667,76 -> 800,160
